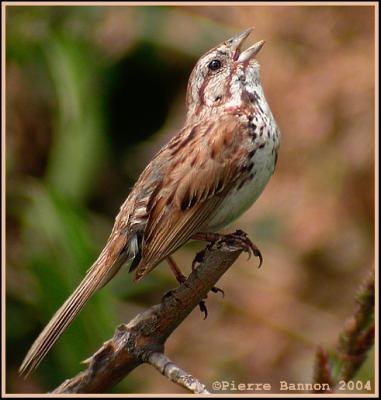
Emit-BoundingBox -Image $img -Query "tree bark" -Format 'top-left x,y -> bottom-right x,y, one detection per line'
53,231 -> 253,394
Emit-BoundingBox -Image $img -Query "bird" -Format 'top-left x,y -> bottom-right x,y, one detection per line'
19,27 -> 280,377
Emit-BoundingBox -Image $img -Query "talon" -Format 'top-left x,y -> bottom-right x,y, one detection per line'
192,230 -> 264,270
211,286 -> 225,298
199,300 -> 208,319
247,242 -> 263,268
192,259 -> 202,271
192,249 -> 207,271
240,236 -> 263,267
256,249 -> 263,268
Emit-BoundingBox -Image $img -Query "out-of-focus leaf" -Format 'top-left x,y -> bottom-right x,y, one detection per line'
17,180 -> 117,381
44,33 -> 107,203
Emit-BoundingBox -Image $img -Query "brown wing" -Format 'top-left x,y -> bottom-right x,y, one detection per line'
133,114 -> 247,281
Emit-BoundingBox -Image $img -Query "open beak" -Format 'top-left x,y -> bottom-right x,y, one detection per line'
227,28 -> 265,62
238,40 -> 265,62
228,28 -> 253,52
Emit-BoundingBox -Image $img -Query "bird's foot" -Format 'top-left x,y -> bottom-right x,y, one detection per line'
166,255 -> 223,319
192,229 -> 263,268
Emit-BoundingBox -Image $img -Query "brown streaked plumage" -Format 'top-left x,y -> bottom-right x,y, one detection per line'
19,28 -> 280,377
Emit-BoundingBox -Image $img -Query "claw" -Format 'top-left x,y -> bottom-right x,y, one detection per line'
192,229 -> 262,319
211,286 -> 225,298
192,249 -> 206,271
255,249 -> 263,268
199,300 -> 208,319
232,230 -> 263,268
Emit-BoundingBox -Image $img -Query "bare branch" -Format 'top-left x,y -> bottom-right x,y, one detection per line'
53,231 -> 252,394
146,352 -> 210,394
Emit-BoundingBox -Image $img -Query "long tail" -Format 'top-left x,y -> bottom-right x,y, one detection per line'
19,234 -> 130,377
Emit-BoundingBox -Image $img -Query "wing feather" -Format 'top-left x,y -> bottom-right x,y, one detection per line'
134,114 -> 247,281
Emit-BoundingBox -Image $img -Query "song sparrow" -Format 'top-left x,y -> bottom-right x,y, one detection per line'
20,28 -> 280,376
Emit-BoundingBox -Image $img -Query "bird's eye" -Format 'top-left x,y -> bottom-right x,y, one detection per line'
208,59 -> 222,71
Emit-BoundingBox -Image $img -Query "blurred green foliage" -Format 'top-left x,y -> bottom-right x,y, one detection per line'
9,7 -> 144,391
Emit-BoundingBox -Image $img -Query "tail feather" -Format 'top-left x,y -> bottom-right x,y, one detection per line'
19,238 -> 129,377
